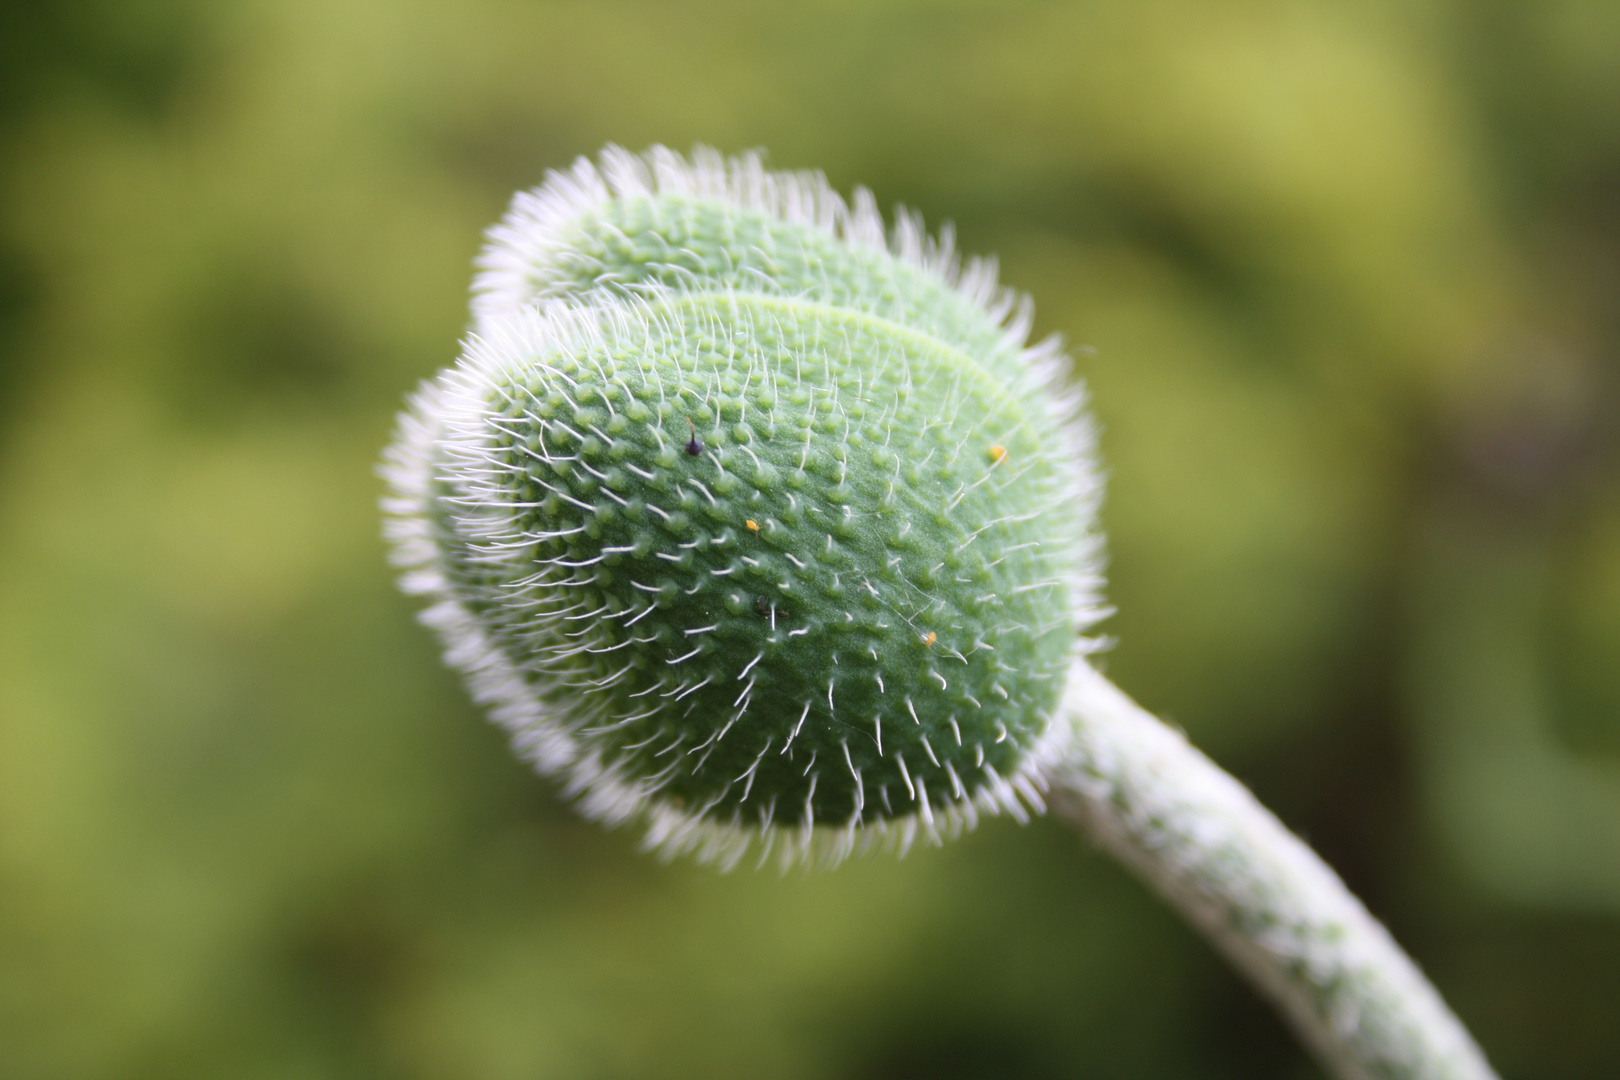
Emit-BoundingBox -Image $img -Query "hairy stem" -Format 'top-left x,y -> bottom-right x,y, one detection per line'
1048,663 -> 1496,1080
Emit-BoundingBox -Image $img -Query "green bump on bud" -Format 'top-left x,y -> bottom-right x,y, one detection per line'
382,145 -> 1106,868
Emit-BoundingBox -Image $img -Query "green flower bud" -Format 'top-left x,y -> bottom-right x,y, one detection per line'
383,146 -> 1106,867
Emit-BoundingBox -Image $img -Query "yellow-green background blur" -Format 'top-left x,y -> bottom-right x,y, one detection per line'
3,2 -> 1619,1077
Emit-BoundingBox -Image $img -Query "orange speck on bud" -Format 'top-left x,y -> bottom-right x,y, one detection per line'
989,444 -> 1008,464
745,519 -> 760,532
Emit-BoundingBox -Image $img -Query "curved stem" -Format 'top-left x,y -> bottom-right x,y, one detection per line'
1048,662 -> 1496,1080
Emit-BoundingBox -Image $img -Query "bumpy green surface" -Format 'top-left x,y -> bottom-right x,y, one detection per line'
431,194 -> 1087,829
530,194 -> 1029,385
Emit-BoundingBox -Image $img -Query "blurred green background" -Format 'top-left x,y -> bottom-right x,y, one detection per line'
3,1 -> 1619,1076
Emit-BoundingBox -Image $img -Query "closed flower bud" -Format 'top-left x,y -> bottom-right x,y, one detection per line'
383,145 -> 1105,868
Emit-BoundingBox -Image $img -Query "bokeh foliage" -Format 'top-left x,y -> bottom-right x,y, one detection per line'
2,1 -> 1619,1077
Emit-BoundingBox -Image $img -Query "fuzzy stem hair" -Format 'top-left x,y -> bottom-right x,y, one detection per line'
1052,664 -> 1497,1080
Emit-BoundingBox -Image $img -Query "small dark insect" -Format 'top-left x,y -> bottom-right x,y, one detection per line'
684,417 -> 704,457
754,595 -> 770,617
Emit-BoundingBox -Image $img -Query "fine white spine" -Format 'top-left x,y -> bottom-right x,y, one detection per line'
1049,662 -> 1498,1080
